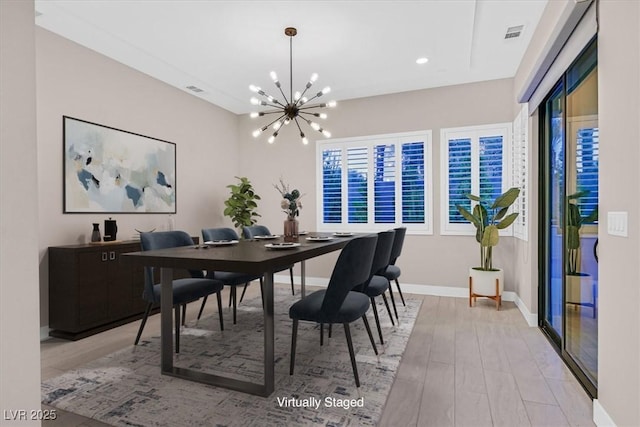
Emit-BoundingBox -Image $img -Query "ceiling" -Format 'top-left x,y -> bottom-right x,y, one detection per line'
34,1 -> 547,115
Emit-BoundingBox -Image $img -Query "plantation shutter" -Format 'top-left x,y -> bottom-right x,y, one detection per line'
322,148 -> 342,223
401,142 -> 425,223
448,138 -> 472,223
347,146 -> 368,223
373,144 -> 396,224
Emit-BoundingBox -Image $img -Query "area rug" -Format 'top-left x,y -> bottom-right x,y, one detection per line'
41,285 -> 421,427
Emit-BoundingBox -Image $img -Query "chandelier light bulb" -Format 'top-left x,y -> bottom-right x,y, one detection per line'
268,135 -> 276,144
250,97 -> 260,105
284,118 -> 291,125
310,73 -> 318,83
250,112 -> 259,118
322,129 -> 331,138
310,122 -> 320,131
252,129 -> 262,138
249,85 -> 260,93
302,136 -> 309,145
270,71 -> 278,82
327,100 -> 337,108
322,87 -> 331,95
294,91 -> 301,101
273,121 -> 282,131
319,113 -> 328,119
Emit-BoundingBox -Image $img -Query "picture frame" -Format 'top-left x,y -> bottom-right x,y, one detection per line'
63,116 -> 177,213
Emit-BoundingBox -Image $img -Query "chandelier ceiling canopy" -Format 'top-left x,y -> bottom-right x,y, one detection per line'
250,27 -> 336,145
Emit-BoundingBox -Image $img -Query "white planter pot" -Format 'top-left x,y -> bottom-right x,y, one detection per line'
469,268 -> 504,309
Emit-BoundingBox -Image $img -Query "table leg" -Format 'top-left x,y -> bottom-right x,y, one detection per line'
160,267 -> 173,372
263,271 -> 275,395
301,260 -> 306,298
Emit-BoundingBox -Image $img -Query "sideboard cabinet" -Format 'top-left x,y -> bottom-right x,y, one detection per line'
49,240 -> 148,340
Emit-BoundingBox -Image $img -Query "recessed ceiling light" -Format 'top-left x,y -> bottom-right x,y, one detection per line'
416,57 -> 429,65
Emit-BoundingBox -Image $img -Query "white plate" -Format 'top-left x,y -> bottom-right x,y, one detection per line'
264,242 -> 300,249
306,236 -> 334,242
204,240 -> 238,246
254,235 -> 279,240
333,232 -> 353,237
298,231 -> 309,235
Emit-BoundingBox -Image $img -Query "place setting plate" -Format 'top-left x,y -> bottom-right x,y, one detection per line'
254,235 -> 280,240
333,232 -> 354,237
264,242 -> 301,250
306,235 -> 334,242
204,240 -> 239,246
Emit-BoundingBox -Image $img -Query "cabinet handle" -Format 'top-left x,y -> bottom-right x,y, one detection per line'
101,252 -> 108,262
109,251 -> 116,261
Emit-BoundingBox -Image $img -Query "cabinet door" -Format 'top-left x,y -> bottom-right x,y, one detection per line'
106,249 -> 135,319
76,250 -> 109,328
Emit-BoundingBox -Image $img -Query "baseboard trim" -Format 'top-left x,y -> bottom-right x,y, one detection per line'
277,275 -> 538,327
593,399 -> 617,426
41,326 -> 51,341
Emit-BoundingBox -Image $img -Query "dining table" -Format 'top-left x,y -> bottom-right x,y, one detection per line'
121,232 -> 358,397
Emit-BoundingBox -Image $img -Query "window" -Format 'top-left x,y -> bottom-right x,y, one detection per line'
512,104 -> 529,241
317,131 -> 432,234
568,116 -> 599,227
440,123 -> 511,235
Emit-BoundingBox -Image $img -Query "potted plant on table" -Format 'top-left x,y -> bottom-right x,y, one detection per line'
223,176 -> 261,234
456,187 -> 520,309
274,178 -> 303,242
566,190 -> 598,316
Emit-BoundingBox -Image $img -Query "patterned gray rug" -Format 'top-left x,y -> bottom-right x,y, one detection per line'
41,285 -> 421,427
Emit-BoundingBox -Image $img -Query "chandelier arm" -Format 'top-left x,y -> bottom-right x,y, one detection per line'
274,82 -> 290,105
256,91 -> 285,107
263,113 -> 288,129
294,117 -> 305,133
298,104 -> 326,111
296,86 -> 312,105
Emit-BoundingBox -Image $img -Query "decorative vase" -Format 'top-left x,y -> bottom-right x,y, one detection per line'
283,217 -> 299,242
91,223 -> 101,242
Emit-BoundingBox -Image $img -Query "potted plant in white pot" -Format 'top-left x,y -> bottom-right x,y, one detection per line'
456,187 -> 520,309
566,190 -> 598,316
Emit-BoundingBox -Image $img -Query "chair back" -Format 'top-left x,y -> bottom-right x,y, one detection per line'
320,235 -> 378,318
356,230 -> 395,292
202,227 -> 239,242
389,227 -> 407,265
139,231 -> 201,303
242,225 -> 271,239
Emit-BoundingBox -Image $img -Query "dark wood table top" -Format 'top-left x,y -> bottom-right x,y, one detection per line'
121,234 -> 362,274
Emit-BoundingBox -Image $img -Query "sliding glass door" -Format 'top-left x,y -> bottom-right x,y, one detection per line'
540,39 -> 598,396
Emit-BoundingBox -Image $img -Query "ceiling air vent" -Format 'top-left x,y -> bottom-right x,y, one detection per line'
505,25 -> 524,39
186,85 -> 204,93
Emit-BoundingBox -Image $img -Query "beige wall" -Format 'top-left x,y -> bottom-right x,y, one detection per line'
238,79 -> 518,291
597,1 -> 640,425
35,29 -> 241,329
0,0 -> 42,424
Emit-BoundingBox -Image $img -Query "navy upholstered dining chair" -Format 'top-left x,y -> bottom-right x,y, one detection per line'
354,230 -> 396,345
134,231 -> 224,353
376,226 -> 407,320
242,225 -> 295,295
288,234 -> 379,388
201,227 -> 264,324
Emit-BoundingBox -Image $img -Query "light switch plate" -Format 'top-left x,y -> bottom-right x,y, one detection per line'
607,211 -> 628,237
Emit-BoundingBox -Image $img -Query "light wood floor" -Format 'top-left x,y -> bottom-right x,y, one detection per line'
41,284 -> 594,427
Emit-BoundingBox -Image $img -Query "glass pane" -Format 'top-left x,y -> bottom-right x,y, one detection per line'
546,83 -> 564,339
401,141 -> 425,223
479,135 -> 503,202
565,41 -> 598,383
373,144 -> 395,223
448,138 -> 471,223
322,148 -> 342,223
347,147 -> 368,223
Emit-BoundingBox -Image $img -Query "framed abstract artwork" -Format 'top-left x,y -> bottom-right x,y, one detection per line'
63,116 -> 176,213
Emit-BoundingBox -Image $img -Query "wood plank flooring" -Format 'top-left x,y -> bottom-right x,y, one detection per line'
41,285 -> 594,426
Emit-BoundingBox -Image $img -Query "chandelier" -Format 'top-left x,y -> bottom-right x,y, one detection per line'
250,27 -> 336,145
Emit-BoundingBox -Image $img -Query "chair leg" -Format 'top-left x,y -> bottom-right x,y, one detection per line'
289,267 -> 295,295
181,304 -> 187,326
381,293 -> 395,326
228,286 -> 233,307
239,282 -> 249,303
197,296 -> 208,320
395,278 -> 406,306
290,319 -> 298,375
343,323 -> 360,387
370,298 -> 384,345
328,323 -> 332,338
320,323 -> 324,346
387,286 -> 400,322
362,314 -> 379,355
232,286 -> 237,325
174,305 -> 181,354
216,291 -> 224,331
134,302 -> 153,345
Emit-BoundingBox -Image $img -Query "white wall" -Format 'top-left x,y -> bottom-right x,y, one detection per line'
238,79 -> 518,292
0,0 -> 42,424
35,29 -> 242,328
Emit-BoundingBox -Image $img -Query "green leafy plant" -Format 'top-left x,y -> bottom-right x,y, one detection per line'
223,176 -> 261,230
456,187 -> 521,271
567,190 -> 598,275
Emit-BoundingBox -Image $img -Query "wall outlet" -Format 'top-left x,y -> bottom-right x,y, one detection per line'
607,211 -> 628,237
